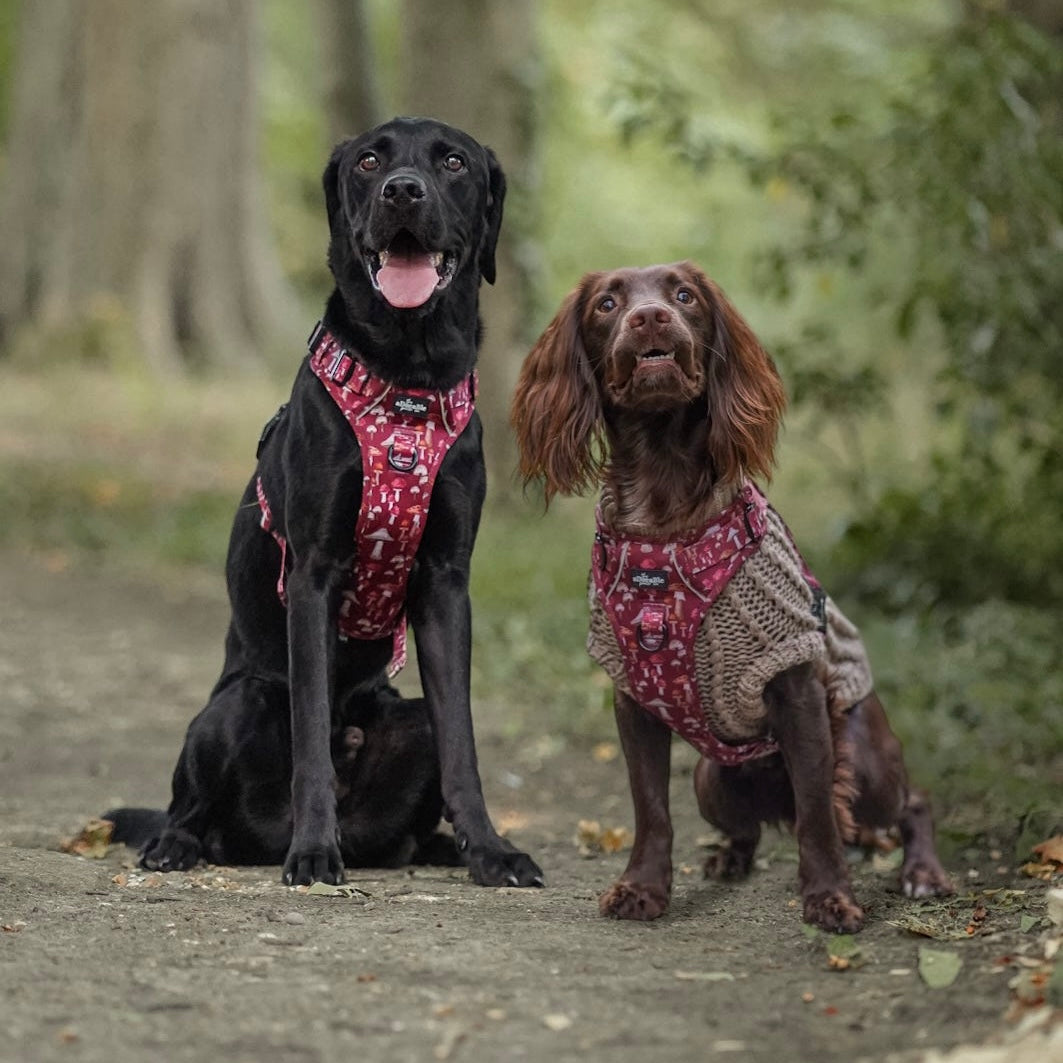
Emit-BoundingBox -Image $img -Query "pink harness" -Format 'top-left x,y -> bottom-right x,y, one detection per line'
257,323 -> 477,675
592,484 -> 811,765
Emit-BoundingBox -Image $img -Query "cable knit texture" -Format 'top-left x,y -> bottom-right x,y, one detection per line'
587,484 -> 873,762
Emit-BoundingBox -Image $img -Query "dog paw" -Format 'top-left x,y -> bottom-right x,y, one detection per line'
599,880 -> 670,921
282,843 -> 345,887
140,828 -> 202,872
466,843 -> 544,887
803,889 -> 865,933
703,843 -> 755,881
901,860 -> 955,899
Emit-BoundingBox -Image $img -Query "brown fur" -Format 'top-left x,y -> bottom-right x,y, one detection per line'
512,261 -> 953,931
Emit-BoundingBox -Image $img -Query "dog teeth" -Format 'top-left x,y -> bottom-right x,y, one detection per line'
640,350 -> 675,361
377,250 -> 389,268
430,252 -> 444,268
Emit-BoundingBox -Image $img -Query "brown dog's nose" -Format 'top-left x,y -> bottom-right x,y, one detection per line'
626,303 -> 673,331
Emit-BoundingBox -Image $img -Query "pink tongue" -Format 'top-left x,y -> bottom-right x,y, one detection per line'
377,254 -> 439,308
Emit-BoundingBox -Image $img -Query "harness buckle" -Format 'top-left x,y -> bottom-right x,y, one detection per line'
387,429 -> 420,472
636,604 -> 668,652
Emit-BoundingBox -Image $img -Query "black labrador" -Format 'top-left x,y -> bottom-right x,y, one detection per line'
104,117 -> 543,889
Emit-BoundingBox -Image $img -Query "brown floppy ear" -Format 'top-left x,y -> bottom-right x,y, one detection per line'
510,280 -> 604,504
687,263 -> 786,484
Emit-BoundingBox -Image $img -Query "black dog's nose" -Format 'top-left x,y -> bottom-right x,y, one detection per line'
626,303 -> 673,330
381,170 -> 427,203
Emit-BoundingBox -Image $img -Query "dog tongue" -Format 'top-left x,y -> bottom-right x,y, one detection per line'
377,251 -> 439,309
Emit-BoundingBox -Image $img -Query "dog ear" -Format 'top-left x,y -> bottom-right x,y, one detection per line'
322,140 -> 353,239
478,148 -> 506,285
686,263 -> 786,484
511,279 -> 604,504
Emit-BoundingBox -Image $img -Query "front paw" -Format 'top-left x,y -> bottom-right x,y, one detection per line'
803,888 -> 865,933
282,842 -> 344,887
466,842 -> 544,887
901,859 -> 955,899
599,879 -> 670,921
140,828 -> 201,872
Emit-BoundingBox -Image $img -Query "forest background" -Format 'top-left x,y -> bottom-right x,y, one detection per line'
0,0 -> 1059,848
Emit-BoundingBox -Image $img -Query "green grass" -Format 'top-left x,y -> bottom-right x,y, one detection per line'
1,364 -> 1058,838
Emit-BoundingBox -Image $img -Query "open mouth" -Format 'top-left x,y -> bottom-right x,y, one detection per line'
637,349 -> 676,364
367,230 -> 457,309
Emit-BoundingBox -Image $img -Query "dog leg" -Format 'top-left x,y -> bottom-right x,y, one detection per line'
411,570 -> 543,887
694,758 -> 764,881
899,789 -> 954,897
282,556 -> 346,886
765,663 -> 864,932
847,695 -> 954,898
599,689 -> 674,920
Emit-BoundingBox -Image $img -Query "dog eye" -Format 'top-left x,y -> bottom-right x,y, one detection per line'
443,153 -> 466,173
676,288 -> 694,304
597,295 -> 617,313
357,152 -> 380,172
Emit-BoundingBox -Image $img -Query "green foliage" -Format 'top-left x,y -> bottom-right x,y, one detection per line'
861,602 -> 1063,820
608,6 -> 1063,613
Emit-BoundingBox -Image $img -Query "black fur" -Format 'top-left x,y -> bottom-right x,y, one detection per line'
104,117 -> 542,888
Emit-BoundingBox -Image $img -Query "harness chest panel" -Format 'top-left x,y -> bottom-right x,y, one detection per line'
257,324 -> 476,676
587,483 -> 873,765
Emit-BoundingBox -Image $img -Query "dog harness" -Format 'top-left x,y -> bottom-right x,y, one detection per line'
257,323 -> 477,676
587,483 -> 873,765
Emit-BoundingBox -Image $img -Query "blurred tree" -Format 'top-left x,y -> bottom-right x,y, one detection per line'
609,1 -> 1063,611
0,0 -> 300,370
398,0 -> 541,488
316,0 -> 383,144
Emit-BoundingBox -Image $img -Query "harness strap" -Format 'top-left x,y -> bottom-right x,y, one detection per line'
592,483 -> 780,765
257,323 -> 477,677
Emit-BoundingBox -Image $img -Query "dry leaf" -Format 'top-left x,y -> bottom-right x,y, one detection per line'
591,742 -> 619,763
542,1014 -> 572,1032
59,818 -> 114,859
1031,836 -> 1063,865
575,819 -> 632,856
918,947 -> 962,989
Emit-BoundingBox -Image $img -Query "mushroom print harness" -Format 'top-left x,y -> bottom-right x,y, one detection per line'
587,483 -> 874,766
256,323 -> 477,676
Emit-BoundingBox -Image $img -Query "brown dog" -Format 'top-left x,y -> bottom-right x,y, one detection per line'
511,262 -> 953,931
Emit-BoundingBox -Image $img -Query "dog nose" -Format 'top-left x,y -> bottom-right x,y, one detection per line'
626,303 -> 673,331
381,170 -> 427,203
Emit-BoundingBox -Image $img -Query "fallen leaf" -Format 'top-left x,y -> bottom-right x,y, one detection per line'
574,819 -> 632,856
826,934 -> 863,971
1031,836 -> 1063,865
303,881 -> 370,899
1020,862 -> 1058,881
1019,914 -> 1039,933
918,947 -> 962,989
59,818 -> 114,859
887,915 -> 968,941
1046,888 -> 1063,928
872,848 -> 905,873
542,1014 -> 572,1032
591,742 -> 619,763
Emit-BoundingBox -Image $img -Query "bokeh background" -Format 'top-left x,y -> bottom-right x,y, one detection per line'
0,0 -> 1059,845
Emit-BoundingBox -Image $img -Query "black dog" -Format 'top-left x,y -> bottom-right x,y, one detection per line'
104,117 -> 543,889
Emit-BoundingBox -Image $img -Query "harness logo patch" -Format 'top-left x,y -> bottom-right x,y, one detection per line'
630,568 -> 669,590
393,394 -> 431,418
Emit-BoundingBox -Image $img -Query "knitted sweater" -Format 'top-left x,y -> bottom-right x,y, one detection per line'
586,483 -> 873,764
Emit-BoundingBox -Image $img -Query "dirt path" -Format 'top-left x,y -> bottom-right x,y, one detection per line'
1,552 -> 1059,1063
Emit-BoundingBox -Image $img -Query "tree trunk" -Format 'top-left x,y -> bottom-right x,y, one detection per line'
316,0 -> 383,145
0,0 -> 300,371
398,0 -> 541,492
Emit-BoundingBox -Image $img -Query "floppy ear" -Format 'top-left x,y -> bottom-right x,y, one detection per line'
478,148 -> 506,285
322,140 -> 353,239
510,280 -> 604,504
687,263 -> 786,484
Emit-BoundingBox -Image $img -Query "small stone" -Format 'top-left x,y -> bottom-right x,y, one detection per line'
282,911 -> 306,926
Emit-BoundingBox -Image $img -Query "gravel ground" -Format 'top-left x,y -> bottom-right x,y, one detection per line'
1,551 -> 1060,1063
